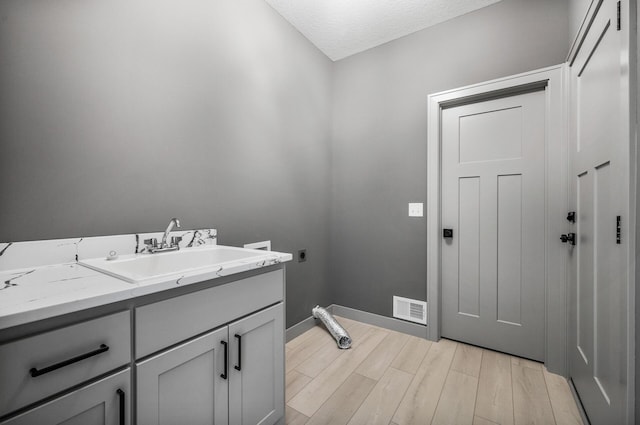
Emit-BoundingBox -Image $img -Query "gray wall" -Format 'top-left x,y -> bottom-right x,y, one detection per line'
330,0 -> 570,318
0,0 -> 573,328
0,0 -> 333,327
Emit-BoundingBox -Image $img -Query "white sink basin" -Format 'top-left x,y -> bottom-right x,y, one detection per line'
80,246 -> 269,283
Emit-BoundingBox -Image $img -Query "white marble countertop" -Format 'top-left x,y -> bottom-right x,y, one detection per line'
0,230 -> 292,330
0,263 -> 136,330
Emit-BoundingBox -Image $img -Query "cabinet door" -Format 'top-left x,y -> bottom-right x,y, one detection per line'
137,327 -> 228,425
0,369 -> 130,425
229,303 -> 284,425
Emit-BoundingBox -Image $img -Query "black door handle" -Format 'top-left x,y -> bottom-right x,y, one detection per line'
220,341 -> 228,379
234,334 -> 242,371
30,344 -> 109,377
443,229 -> 453,238
116,388 -> 125,425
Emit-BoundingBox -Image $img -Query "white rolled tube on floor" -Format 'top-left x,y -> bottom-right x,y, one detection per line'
312,305 -> 352,349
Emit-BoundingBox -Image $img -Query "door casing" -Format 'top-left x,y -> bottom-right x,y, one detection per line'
426,65 -> 568,375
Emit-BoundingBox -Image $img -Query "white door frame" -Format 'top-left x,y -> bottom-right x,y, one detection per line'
426,64 -> 568,375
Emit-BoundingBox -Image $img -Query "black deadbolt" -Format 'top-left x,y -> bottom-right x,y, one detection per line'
560,233 -> 576,245
443,229 -> 453,238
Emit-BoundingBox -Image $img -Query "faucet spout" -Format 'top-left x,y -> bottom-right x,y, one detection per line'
161,218 -> 181,248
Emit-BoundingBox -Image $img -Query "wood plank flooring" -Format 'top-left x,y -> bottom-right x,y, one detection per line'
286,317 -> 583,425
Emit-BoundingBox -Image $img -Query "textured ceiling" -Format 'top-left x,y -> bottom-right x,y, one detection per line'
265,0 -> 502,61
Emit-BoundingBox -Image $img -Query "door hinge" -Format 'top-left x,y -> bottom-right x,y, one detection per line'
617,1 -> 621,31
616,215 -> 621,244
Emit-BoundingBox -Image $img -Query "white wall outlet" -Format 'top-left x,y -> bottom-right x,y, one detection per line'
408,203 -> 423,217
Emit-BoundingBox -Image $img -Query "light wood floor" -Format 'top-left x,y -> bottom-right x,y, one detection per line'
285,316 -> 583,425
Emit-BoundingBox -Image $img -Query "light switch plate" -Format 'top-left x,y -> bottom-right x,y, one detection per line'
408,202 -> 423,217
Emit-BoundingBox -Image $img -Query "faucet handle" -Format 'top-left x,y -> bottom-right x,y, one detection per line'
171,236 -> 182,248
144,238 -> 158,248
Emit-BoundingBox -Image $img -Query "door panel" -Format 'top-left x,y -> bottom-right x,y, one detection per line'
157,350 -> 215,424
59,404 -> 104,425
497,174 -> 523,325
459,106 -> 522,163
136,327 -> 228,425
441,89 -> 546,361
229,303 -> 283,425
568,1 -> 629,423
576,171 -> 594,365
458,176 -> 481,317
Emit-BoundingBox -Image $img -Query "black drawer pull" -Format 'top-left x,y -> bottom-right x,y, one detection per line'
220,341 -> 228,379
29,344 -> 110,377
234,334 -> 242,371
117,388 -> 125,425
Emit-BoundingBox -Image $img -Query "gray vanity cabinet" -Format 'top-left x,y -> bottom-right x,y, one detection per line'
137,303 -> 283,425
0,267 -> 285,425
0,369 -> 130,425
135,266 -> 285,425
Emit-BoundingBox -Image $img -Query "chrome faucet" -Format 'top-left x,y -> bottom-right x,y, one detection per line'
144,218 -> 182,253
161,218 -> 180,248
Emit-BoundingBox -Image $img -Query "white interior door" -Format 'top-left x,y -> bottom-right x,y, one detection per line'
567,1 -> 629,423
441,89 -> 547,361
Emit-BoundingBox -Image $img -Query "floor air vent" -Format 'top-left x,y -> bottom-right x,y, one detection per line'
393,296 -> 427,325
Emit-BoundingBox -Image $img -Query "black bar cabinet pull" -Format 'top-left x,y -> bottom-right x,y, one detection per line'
30,344 -> 110,377
220,341 -> 228,379
116,388 -> 125,425
234,334 -> 242,371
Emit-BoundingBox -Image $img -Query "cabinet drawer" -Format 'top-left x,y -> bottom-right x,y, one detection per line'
136,269 -> 283,359
0,311 -> 131,417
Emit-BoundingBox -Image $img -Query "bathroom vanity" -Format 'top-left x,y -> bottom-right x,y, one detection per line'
0,229 -> 291,425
